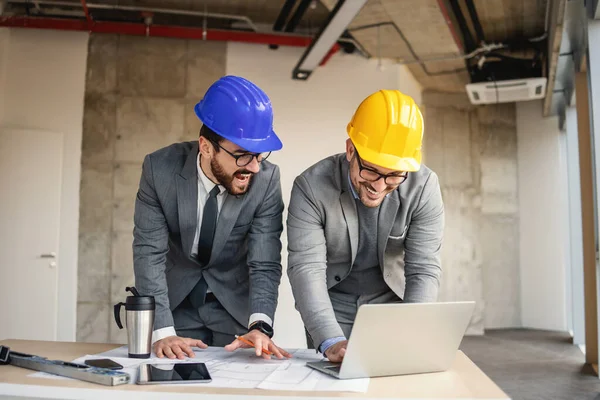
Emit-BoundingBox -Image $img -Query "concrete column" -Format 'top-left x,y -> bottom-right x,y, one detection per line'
565,107 -> 585,346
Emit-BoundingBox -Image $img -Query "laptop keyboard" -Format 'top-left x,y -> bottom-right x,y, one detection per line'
324,365 -> 341,373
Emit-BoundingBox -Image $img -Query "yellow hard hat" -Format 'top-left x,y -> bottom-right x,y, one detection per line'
346,89 -> 424,172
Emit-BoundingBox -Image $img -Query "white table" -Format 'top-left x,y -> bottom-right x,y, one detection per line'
0,339 -> 510,399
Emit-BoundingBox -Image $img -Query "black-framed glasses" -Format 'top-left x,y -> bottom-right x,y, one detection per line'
210,140 -> 271,167
354,150 -> 408,185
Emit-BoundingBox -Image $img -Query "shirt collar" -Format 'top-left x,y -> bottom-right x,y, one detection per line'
197,153 -> 224,195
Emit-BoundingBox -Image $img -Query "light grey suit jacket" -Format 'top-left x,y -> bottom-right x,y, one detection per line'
133,141 -> 284,331
287,153 -> 444,347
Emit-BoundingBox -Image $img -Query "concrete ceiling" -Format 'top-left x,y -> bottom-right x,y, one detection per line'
2,0 -> 565,108
92,0 -> 331,29
471,0 -> 547,41
320,0 -> 550,93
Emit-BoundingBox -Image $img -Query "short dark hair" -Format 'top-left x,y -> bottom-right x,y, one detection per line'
199,125 -> 224,151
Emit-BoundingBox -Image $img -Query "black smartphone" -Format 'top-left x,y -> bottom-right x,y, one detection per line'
84,358 -> 124,370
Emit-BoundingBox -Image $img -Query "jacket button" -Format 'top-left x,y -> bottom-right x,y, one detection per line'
335,276 -> 341,282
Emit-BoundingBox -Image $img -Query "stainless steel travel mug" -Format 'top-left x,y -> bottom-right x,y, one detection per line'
114,287 -> 155,358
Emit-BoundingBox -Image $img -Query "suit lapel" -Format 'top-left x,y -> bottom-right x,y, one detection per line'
377,189 -> 400,266
340,159 -> 358,265
177,142 -> 199,258
210,193 -> 245,263
340,192 -> 358,265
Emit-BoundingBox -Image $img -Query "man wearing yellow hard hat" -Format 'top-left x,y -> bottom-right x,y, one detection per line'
287,90 -> 444,362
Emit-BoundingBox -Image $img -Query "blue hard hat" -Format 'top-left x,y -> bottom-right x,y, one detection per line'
194,75 -> 283,153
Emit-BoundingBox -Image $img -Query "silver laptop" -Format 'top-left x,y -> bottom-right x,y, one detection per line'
306,301 -> 475,379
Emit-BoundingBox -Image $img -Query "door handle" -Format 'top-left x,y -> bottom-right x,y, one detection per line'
39,252 -> 56,259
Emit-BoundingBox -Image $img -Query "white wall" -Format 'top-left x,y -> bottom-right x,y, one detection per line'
516,99 -> 567,331
226,42 -> 422,348
0,28 -> 89,341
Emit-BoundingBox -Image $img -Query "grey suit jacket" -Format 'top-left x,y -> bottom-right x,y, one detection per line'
133,141 -> 284,331
287,153 -> 444,347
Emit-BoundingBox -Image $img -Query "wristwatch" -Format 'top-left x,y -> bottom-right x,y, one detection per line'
249,320 -> 274,338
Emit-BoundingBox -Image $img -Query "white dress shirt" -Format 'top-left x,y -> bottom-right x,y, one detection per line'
152,154 -> 272,344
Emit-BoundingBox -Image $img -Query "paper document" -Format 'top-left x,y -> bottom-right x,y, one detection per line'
29,346 -> 369,393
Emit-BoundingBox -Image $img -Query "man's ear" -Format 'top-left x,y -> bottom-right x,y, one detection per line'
199,137 -> 213,157
345,138 -> 354,162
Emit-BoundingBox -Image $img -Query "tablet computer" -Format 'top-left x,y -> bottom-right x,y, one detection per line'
136,362 -> 212,385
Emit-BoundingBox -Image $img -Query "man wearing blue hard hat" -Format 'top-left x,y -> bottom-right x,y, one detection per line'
132,75 -> 289,360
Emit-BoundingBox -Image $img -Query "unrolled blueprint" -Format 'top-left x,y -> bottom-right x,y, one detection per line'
30,345 -> 369,393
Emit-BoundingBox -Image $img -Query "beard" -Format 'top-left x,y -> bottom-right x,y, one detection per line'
210,157 -> 254,195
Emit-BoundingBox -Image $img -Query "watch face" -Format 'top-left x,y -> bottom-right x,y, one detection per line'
252,321 -> 273,338
263,324 -> 274,337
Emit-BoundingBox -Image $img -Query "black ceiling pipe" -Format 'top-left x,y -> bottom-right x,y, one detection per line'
273,0 -> 297,31
284,0 -> 312,32
270,0 -> 297,49
447,0 -> 476,52
464,0 -> 485,44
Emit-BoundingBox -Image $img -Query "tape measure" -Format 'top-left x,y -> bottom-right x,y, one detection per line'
0,345 -> 130,386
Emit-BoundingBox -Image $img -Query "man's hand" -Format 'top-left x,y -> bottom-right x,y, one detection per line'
153,335 -> 208,360
224,330 -> 292,360
324,340 -> 348,362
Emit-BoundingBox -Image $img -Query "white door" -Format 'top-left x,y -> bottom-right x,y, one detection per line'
0,128 -> 63,340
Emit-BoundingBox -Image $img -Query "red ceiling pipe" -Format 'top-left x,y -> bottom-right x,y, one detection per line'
80,0 -> 93,28
319,43 -> 341,66
0,16 -> 314,47
436,0 -> 464,53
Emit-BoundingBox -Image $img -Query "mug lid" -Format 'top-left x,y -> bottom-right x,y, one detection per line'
125,296 -> 155,306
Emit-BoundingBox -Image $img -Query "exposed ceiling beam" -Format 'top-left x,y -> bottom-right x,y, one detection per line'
292,0 -> 367,80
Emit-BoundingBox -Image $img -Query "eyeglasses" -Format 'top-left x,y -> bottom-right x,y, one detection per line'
354,150 -> 408,185
210,140 -> 271,167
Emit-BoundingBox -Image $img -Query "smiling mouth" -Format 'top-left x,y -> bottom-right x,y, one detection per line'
234,172 -> 252,182
363,185 -> 382,197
